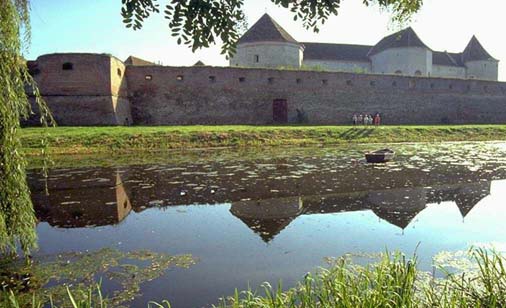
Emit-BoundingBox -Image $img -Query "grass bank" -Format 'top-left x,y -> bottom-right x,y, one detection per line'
20,125 -> 506,155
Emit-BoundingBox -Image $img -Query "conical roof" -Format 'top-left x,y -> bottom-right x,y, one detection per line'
236,216 -> 295,243
238,14 -> 299,45
194,60 -> 205,66
368,27 -> 430,57
462,36 -> 496,62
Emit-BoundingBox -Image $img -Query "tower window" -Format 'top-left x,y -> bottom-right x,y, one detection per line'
62,62 -> 73,70
209,76 -> 216,83
239,77 -> 246,83
268,77 -> 274,84
117,68 -> 122,77
176,75 -> 184,81
322,79 -> 328,85
254,55 -> 259,63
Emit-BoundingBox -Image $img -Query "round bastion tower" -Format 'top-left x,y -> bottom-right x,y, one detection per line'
368,27 -> 433,77
230,14 -> 304,69
462,36 -> 499,81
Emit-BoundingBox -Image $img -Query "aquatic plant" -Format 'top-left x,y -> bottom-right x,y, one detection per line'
0,248 -> 196,307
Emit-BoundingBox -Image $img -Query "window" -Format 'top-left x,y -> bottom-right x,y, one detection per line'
395,70 -> 402,75
176,75 -> 184,81
117,68 -> 122,77
296,78 -> 302,84
62,62 -> 73,70
322,79 -> 328,85
268,77 -> 274,84
145,75 -> 152,81
209,76 -> 216,83
415,70 -> 422,76
239,77 -> 246,83
254,55 -> 259,63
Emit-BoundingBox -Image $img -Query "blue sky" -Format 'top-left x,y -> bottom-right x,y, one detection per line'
29,0 -> 505,80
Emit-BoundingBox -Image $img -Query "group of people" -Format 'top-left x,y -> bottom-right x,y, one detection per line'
352,113 -> 381,126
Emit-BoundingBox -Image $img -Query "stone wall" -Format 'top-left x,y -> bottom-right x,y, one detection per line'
465,60 -> 499,81
127,65 -> 506,125
431,65 -> 466,79
371,47 -> 432,77
26,53 -> 132,126
302,59 -> 371,73
230,42 -> 304,68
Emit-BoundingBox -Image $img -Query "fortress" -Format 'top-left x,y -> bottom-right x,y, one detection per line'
26,14 -> 506,126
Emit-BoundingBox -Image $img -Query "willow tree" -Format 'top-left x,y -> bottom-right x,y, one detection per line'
0,0 -> 51,255
120,0 -> 424,58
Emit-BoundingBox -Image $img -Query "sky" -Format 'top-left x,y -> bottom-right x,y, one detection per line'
28,0 -> 505,80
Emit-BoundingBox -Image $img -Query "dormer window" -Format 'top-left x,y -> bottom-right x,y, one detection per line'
62,62 -> 73,70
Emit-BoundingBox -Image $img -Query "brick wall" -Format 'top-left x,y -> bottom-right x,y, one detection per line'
126,66 -> 506,125
26,53 -> 132,126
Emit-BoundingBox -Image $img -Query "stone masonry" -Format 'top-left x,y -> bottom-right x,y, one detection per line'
26,53 -> 506,126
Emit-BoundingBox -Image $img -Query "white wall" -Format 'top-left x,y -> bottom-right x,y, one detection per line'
465,60 -> 499,81
302,59 -> 371,73
371,47 -> 432,77
431,65 -> 466,79
229,42 -> 303,68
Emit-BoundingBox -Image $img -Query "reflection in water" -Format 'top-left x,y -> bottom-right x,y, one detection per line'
231,182 -> 490,241
28,144 -> 498,239
31,172 -> 132,228
25,143 -> 506,308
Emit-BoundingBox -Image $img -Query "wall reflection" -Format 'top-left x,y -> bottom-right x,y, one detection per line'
28,162 -> 492,242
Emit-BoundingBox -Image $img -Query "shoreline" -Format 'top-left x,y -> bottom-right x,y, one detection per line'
21,125 -> 506,156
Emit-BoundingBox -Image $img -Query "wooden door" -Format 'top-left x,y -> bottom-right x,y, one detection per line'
273,99 -> 288,123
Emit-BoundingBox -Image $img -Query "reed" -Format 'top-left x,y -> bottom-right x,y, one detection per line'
3,248 -> 506,307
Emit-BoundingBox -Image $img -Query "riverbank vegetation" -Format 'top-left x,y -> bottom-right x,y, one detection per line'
20,125 -> 506,155
2,248 -> 506,307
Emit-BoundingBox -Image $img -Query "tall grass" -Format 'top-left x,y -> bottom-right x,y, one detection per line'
3,248 -> 506,307
217,248 -> 506,308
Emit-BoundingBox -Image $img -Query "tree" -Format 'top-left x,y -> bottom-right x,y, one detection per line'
121,0 -> 423,58
0,0 -> 51,255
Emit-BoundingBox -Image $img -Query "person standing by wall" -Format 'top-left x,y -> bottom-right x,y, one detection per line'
374,113 -> 381,126
352,114 -> 358,126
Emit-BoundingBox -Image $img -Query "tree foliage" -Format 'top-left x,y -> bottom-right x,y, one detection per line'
121,0 -> 423,58
0,0 -> 52,255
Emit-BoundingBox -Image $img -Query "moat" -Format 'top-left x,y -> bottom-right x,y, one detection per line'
26,142 -> 506,307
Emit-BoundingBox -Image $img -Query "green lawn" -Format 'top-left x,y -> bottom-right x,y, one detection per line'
20,125 -> 506,155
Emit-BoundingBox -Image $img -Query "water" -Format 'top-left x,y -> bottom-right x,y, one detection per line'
26,143 -> 506,307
